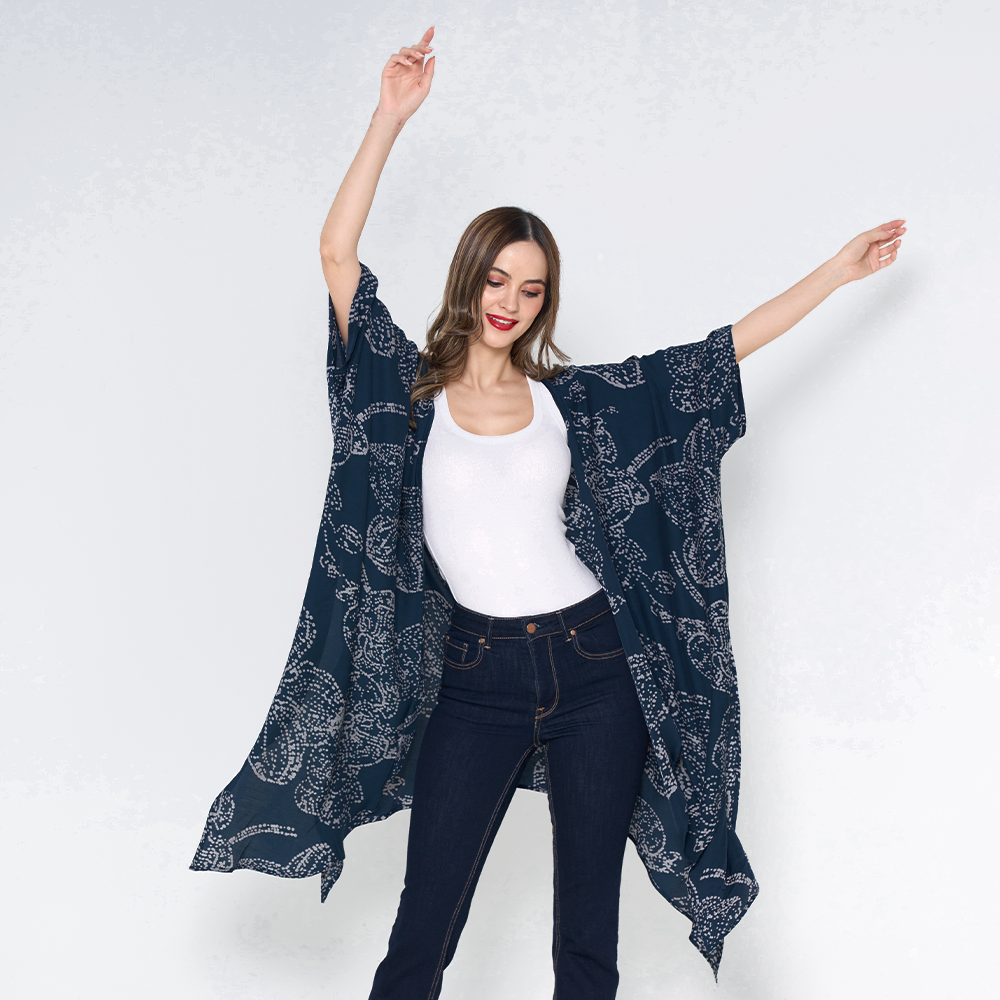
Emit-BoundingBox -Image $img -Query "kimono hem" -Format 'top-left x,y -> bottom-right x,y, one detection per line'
190,264 -> 759,976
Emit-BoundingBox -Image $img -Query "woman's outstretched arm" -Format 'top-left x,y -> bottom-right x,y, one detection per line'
730,219 -> 906,363
320,27 -> 436,345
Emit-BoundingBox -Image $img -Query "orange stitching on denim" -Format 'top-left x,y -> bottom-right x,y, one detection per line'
544,743 -> 562,994
570,607 -> 612,629
536,635 -> 560,719
571,635 -> 624,661
446,623 -> 485,641
426,745 -> 535,1000
443,636 -> 485,670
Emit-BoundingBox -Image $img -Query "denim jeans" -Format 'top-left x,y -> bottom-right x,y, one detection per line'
368,588 -> 650,1000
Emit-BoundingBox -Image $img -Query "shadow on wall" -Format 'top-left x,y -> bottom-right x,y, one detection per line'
742,265 -> 920,432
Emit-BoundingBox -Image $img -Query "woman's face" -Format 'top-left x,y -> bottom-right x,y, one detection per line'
477,241 -> 548,351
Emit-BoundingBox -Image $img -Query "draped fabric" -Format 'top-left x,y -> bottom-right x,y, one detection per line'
191,264 -> 758,975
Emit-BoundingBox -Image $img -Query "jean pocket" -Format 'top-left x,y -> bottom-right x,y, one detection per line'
570,611 -> 624,660
442,630 -> 486,670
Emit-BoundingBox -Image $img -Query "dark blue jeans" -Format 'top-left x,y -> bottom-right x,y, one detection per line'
369,588 -> 650,1000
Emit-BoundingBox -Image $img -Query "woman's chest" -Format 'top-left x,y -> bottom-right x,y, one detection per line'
422,420 -> 572,507
442,378 -> 534,436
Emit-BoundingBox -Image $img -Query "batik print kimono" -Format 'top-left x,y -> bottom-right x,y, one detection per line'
191,264 -> 758,975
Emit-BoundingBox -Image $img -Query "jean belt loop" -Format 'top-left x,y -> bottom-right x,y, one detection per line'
557,609 -> 571,643
485,616 -> 493,650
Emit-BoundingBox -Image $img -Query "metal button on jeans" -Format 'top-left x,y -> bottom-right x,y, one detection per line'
526,622 -> 536,634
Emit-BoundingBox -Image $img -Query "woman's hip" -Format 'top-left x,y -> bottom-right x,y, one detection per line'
437,588 -> 642,728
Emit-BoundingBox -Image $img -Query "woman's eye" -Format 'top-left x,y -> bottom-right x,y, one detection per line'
486,279 -> 503,288
523,290 -> 540,298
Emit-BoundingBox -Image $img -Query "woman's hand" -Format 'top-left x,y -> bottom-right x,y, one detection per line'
374,26 -> 436,126
831,219 -> 907,283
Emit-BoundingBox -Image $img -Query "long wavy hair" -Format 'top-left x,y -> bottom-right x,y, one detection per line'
409,207 -> 568,428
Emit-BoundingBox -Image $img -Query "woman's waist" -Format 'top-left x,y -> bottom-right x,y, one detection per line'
449,586 -> 610,640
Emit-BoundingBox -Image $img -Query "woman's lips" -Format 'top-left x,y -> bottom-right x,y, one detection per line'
486,313 -> 517,331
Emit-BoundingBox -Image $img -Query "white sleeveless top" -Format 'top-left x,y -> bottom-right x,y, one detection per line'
422,377 -> 602,617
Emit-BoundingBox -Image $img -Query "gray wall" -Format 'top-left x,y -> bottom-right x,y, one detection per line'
2,1 -> 997,997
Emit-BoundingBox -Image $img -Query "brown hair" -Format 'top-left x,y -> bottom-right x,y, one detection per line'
409,206 -> 568,428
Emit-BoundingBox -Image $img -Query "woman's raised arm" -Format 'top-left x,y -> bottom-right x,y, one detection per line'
320,27 -> 436,345
730,219 -> 906,363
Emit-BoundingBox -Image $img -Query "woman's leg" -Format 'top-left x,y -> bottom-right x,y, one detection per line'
370,590 -> 649,1000
539,606 -> 650,1000
369,642 -> 537,1000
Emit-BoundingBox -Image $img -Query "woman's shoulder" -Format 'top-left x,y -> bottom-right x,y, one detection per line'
328,262 -> 421,381
545,326 -> 737,395
543,356 -> 647,393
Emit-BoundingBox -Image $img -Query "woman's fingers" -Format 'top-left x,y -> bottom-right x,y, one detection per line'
387,49 -> 432,69
867,219 -> 906,241
389,47 -> 432,72
398,26 -> 435,58
878,228 -> 905,247
871,236 -> 899,269
387,29 -> 435,70
397,45 -> 431,60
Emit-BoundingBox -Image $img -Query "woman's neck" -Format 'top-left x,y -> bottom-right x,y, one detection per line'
457,340 -> 524,392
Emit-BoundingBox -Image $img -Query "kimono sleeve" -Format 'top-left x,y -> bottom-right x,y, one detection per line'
326,262 -> 421,390
636,324 -> 746,463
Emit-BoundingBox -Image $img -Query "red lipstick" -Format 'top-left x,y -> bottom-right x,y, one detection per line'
486,313 -> 517,331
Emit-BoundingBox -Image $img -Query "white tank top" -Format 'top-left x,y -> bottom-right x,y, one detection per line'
421,376 -> 602,617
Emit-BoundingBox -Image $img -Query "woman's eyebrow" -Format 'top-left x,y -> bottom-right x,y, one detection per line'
489,266 -> 546,284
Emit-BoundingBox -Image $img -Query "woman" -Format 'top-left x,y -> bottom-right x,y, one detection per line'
191,27 -> 904,998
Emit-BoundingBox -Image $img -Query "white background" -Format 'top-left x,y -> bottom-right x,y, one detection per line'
2,1 -> 997,997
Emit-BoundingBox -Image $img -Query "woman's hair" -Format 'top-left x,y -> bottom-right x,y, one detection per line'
409,206 -> 568,427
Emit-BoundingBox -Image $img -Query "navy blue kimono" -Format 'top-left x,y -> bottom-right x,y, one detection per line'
191,264 -> 758,974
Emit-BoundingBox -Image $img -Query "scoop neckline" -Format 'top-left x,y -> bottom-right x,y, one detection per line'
439,377 -> 542,442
